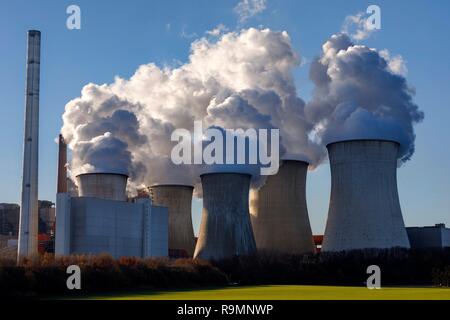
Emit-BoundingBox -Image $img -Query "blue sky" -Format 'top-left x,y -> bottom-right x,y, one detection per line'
1,0 -> 449,234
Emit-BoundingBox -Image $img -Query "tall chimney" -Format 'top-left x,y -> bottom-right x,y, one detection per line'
18,30 -> 41,260
57,134 -> 67,193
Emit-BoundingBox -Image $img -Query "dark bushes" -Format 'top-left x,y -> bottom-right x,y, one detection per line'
0,254 -> 228,297
1,248 -> 449,297
212,248 -> 450,287
432,266 -> 450,287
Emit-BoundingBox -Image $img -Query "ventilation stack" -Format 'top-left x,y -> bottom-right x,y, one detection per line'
250,160 -> 315,254
194,173 -> 257,260
76,173 -> 128,201
150,185 -> 196,256
322,140 -> 410,252
18,30 -> 41,260
57,134 -> 67,193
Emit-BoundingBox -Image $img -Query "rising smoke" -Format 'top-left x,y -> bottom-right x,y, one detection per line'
61,28 -> 423,193
61,28 -> 320,191
305,33 -> 424,163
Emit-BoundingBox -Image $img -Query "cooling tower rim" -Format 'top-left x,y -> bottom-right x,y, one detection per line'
75,172 -> 129,179
199,172 -> 252,178
150,183 -> 194,189
326,139 -> 400,149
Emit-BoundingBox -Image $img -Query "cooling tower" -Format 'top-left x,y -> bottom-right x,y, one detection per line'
76,173 -> 128,201
18,30 -> 41,259
322,140 -> 410,252
250,160 -> 315,254
150,185 -> 196,256
194,173 -> 257,260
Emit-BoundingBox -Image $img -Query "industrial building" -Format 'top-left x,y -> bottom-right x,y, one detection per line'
407,224 -> 450,249
194,173 -> 257,260
0,203 -> 20,236
322,140 -> 411,252
55,172 -> 168,258
54,131 -> 168,259
250,160 -> 315,254
150,185 -> 196,257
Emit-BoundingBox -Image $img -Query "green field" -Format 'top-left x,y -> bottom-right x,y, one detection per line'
86,285 -> 450,300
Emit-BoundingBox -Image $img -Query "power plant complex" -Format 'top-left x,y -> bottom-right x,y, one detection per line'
11,30 -> 443,263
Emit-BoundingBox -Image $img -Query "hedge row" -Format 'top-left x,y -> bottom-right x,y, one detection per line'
1,248 -> 449,297
213,248 -> 450,287
0,254 -> 228,297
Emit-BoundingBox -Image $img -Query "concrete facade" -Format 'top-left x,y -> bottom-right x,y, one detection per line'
18,30 -> 41,259
150,185 -> 196,256
0,204 -> 20,236
322,140 -> 410,252
407,224 -> 450,249
55,195 -> 168,258
194,173 -> 256,260
250,160 -> 315,254
76,173 -> 128,201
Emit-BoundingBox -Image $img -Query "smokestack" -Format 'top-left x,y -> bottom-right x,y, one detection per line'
57,134 -> 67,193
76,173 -> 128,201
322,140 -> 410,251
18,30 -> 41,260
150,185 -> 195,256
250,160 -> 315,254
194,173 -> 256,260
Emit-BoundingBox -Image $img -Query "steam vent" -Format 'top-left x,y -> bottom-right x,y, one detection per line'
150,185 -> 196,256
250,160 -> 315,254
322,140 -> 411,252
194,173 -> 257,260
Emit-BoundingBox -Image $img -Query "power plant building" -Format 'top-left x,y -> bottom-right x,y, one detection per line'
322,140 -> 411,252
150,185 -> 196,257
407,224 -> 450,249
194,173 -> 257,260
55,173 -> 168,259
250,160 -> 315,254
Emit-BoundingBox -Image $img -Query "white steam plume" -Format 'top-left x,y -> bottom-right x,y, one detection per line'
305,33 -> 424,163
61,28 -> 321,192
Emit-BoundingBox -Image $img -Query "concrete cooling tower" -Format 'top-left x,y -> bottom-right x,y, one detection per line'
194,173 -> 257,260
76,173 -> 128,201
322,140 -> 410,252
250,160 -> 315,254
150,185 -> 196,256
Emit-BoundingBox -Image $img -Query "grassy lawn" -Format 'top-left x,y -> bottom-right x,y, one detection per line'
84,285 -> 450,300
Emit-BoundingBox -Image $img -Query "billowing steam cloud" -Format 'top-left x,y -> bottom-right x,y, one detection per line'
305,33 -> 424,162
62,28 -> 423,193
61,28 -> 321,191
